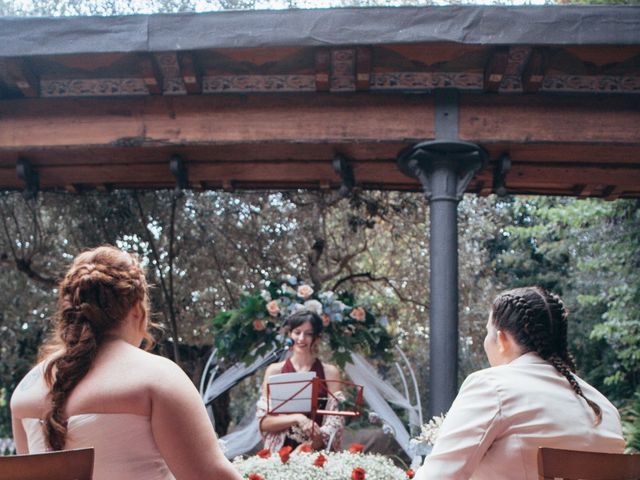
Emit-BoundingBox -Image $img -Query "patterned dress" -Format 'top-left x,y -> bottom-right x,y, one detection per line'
256,358 -> 345,452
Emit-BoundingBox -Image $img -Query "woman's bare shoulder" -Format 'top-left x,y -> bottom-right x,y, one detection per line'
322,362 -> 341,378
10,362 -> 49,418
265,361 -> 285,376
113,344 -> 187,384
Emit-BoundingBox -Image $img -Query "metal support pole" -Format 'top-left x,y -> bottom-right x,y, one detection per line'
397,90 -> 486,417
429,164 -> 460,416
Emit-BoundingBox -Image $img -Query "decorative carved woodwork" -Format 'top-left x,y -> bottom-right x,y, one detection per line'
370,72 -> 483,91
330,49 -> 356,92
315,48 -> 331,92
154,52 -> 187,95
485,48 -> 509,93
202,75 -> 315,93
140,56 -> 163,95
500,46 -> 533,93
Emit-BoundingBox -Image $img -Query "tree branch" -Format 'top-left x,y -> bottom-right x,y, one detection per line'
134,192 -> 181,366
331,272 -> 429,309
15,258 -> 58,288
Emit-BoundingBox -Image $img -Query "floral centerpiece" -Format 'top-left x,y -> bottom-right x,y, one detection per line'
408,414 -> 446,467
210,276 -> 393,367
233,444 -> 415,480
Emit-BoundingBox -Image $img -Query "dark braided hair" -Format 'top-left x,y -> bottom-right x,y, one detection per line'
492,286 -> 602,425
40,246 -> 153,450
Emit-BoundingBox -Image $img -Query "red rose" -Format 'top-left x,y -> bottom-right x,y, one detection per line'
278,445 -> 293,463
299,443 -> 313,453
314,453 -> 327,467
406,469 -> 415,478
256,449 -> 270,459
252,319 -> 266,331
351,467 -> 366,480
248,474 -> 264,480
348,443 -> 365,454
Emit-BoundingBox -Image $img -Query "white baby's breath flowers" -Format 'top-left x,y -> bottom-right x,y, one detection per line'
416,413 -> 446,446
233,450 -> 409,480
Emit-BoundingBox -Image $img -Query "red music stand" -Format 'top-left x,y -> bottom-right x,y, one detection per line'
267,373 -> 363,419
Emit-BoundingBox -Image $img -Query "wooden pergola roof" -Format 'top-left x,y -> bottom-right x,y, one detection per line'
1,6 -> 639,198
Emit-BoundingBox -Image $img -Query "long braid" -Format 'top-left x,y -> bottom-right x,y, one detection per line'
41,247 -> 150,451
543,292 -> 602,424
492,287 -> 602,426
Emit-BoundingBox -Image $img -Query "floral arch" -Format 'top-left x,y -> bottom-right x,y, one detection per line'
208,276 -> 394,369
201,277 -> 425,469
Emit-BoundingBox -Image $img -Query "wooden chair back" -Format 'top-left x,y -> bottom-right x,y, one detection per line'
0,448 -> 94,480
538,447 -> 640,480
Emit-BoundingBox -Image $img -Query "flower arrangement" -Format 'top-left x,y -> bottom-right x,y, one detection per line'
409,414 -> 446,459
233,445 -> 415,480
210,276 -> 393,367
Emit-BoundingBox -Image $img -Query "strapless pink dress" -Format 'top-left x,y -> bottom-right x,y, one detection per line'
22,413 -> 175,480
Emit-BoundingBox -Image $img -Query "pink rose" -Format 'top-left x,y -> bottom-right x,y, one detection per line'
321,314 -> 331,327
350,307 -> 366,322
253,319 -> 266,331
297,284 -> 314,299
266,300 -> 280,316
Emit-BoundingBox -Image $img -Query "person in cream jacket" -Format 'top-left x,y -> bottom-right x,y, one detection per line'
416,287 -> 625,480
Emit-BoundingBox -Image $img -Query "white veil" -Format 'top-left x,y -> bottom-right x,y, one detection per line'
343,352 -> 422,458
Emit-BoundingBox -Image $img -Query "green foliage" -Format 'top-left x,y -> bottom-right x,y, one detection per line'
621,392 -> 640,453
209,276 -> 394,368
490,197 -> 640,408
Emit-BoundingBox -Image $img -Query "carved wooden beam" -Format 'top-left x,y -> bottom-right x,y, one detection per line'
484,48 -> 509,93
2,94 -> 639,148
330,48 -> 356,92
6,59 -> 39,98
179,53 -> 202,95
499,46 -> 533,93
140,55 -> 163,95
315,48 -> 330,92
356,47 -> 371,91
154,52 -> 187,95
577,184 -> 598,198
523,49 -> 546,94
603,185 -> 621,201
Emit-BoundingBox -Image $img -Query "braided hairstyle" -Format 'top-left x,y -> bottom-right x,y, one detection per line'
491,286 -> 602,425
40,245 -> 153,451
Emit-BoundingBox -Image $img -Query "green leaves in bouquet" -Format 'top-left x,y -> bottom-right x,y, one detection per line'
210,292 -> 279,365
209,277 -> 394,368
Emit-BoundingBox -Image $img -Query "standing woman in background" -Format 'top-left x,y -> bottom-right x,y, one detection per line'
11,245 -> 242,480
417,286 -> 625,480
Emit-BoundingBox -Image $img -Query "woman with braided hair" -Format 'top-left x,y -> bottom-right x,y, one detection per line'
11,246 -> 242,480
416,286 -> 624,480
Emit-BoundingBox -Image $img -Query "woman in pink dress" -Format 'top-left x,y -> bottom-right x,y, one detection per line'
11,245 -> 241,480
257,311 -> 345,452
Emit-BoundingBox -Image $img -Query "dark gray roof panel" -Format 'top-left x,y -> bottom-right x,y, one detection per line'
0,14 -> 149,56
1,6 -> 640,58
